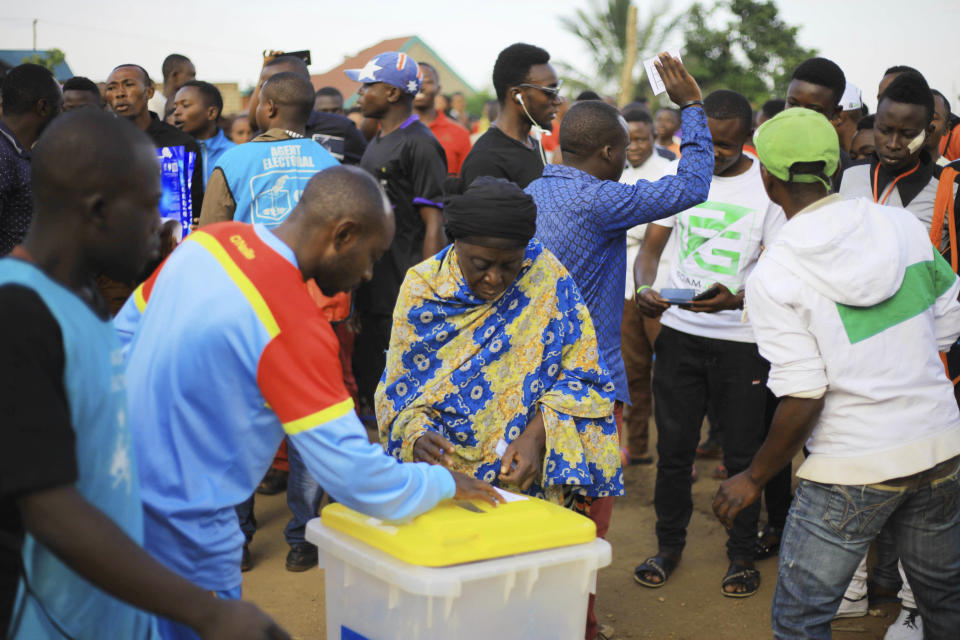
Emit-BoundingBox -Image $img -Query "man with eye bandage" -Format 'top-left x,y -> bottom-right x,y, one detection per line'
840,71 -> 960,254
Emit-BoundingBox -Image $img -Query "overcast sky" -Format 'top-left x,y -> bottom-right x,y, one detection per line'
2,0 -> 958,110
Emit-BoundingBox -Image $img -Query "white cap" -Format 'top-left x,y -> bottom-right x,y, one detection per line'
840,81 -> 862,111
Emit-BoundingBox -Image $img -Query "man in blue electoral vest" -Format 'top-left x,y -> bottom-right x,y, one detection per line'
197,72 -> 338,227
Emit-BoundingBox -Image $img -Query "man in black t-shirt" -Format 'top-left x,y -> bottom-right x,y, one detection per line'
345,51 -> 448,407
460,43 -> 561,188
784,57 -> 852,188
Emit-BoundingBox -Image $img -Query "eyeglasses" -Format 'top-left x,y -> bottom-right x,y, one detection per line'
517,79 -> 564,98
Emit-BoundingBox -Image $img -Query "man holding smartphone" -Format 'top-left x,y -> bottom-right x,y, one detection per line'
633,89 -> 785,599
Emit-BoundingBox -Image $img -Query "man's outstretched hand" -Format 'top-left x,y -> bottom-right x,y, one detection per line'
654,53 -> 702,106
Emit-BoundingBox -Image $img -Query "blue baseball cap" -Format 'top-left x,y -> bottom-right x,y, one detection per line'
345,52 -> 422,95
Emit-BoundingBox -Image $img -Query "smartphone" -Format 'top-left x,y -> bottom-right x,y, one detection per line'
660,288 -> 696,304
692,284 -> 725,301
269,49 -> 311,66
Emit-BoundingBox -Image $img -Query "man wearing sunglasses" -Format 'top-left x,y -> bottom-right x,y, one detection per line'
461,43 -> 562,189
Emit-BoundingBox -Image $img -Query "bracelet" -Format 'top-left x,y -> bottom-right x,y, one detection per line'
679,99 -> 703,110
636,285 -> 652,295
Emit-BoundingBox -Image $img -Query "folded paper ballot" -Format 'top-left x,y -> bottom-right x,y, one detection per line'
644,48 -> 683,96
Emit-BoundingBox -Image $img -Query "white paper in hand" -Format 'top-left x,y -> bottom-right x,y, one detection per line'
644,49 -> 682,96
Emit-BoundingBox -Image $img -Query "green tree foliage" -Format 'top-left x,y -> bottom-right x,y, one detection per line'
680,0 -> 816,103
22,48 -> 66,74
558,0 -> 678,100
466,90 -> 495,120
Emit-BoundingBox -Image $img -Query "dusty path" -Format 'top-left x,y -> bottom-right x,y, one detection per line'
243,429 -> 901,639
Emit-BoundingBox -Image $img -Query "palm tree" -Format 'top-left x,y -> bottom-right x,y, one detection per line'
558,0 -> 678,101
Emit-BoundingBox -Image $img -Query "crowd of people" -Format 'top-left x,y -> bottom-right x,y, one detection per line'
1,36 -> 959,640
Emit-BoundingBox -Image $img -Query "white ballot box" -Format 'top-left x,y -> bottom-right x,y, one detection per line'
305,492 -> 612,640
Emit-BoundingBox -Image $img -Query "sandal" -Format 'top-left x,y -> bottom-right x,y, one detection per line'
721,561 -> 760,598
696,438 -> 723,459
712,463 -> 728,480
633,553 -> 679,588
754,524 -> 782,560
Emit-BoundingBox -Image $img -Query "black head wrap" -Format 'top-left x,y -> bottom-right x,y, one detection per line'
442,176 -> 537,247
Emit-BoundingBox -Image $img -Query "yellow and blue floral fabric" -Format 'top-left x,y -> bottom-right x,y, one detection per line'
376,239 -> 624,503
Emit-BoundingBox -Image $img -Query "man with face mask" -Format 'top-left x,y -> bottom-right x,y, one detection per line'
632,89 -> 785,600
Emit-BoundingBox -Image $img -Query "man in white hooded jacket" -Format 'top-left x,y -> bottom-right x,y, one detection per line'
713,108 -> 960,639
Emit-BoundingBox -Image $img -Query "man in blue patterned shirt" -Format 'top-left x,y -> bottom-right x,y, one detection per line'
528,53 -> 711,428
526,53 -> 712,640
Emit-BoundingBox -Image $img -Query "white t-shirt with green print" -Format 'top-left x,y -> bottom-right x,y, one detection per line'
654,158 -> 785,343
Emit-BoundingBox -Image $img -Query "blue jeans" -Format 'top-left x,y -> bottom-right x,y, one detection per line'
772,457 -> 960,639
234,440 -> 325,547
284,438 -> 325,546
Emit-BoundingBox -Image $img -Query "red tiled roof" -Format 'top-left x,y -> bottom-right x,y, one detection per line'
309,36 -> 412,99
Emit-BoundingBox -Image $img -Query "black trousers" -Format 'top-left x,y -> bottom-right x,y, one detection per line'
352,311 -> 393,408
652,325 -> 769,561
762,392 -> 793,529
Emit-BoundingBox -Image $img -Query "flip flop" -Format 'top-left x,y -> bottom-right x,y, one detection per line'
633,553 -> 679,588
721,562 -> 761,598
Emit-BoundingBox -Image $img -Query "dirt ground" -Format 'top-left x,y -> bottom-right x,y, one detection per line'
243,423 -> 903,639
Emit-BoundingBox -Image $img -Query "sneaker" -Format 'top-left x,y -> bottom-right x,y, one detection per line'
883,607 -> 922,640
834,593 -> 868,619
285,543 -> 318,572
240,544 -> 252,572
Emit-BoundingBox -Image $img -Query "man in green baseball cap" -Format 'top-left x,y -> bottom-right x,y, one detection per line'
712,105 -> 960,637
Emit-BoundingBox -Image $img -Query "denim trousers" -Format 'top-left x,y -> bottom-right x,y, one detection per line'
234,440 -> 325,547
772,458 -> 960,639
652,325 -> 769,561
283,438 -> 325,546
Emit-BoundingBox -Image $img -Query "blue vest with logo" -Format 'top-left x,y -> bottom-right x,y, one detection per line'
0,259 -> 157,639
214,137 -> 339,227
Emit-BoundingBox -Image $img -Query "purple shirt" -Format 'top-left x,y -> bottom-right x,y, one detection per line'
0,121 -> 32,256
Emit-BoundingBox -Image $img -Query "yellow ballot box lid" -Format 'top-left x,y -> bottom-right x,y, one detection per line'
320,489 -> 597,567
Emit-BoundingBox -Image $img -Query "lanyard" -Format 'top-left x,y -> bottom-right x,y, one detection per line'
873,161 -> 920,205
